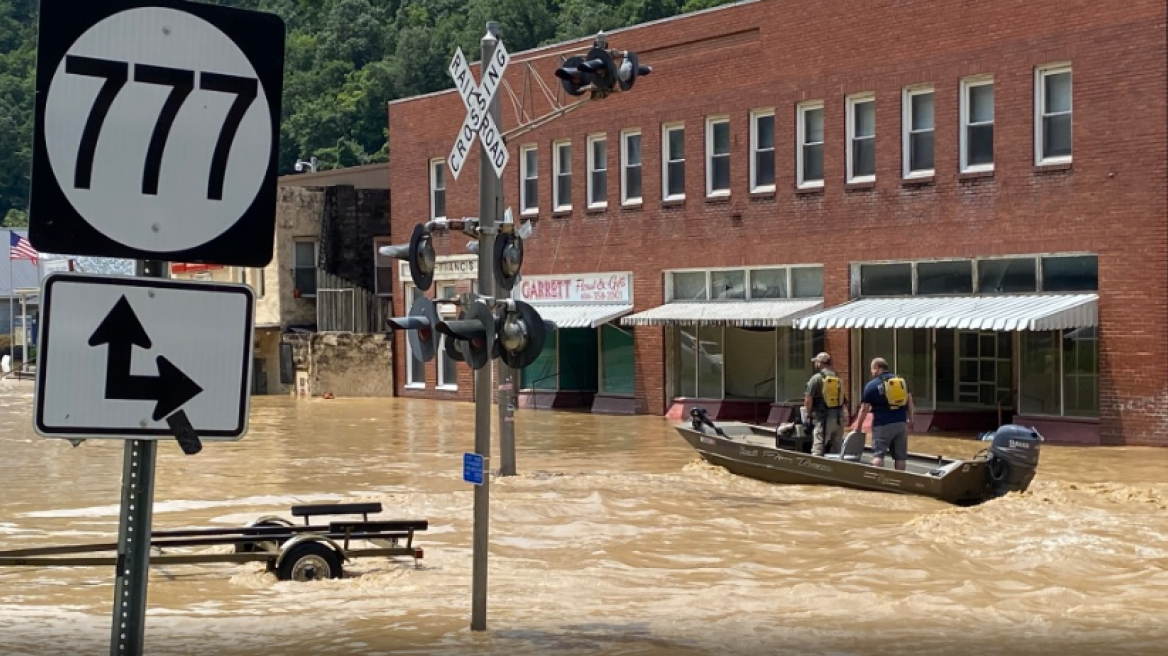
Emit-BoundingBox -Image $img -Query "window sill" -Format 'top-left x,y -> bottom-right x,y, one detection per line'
705,193 -> 731,204
585,205 -> 608,214
794,185 -> 824,196
958,170 -> 994,181
521,211 -> 539,220
552,208 -> 572,218
1034,162 -> 1073,174
436,385 -> 458,392
404,384 -> 426,390
845,181 -> 875,192
621,201 -> 643,211
749,189 -> 775,200
661,198 -> 686,208
901,175 -> 935,187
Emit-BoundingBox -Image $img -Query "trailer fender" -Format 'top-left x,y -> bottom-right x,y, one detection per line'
245,515 -> 293,528
275,534 -> 348,570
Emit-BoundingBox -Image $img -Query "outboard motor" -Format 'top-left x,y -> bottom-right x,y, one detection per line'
689,407 -> 726,437
984,424 -> 1042,497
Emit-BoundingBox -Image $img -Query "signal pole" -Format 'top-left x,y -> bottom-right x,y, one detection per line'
470,21 -> 501,632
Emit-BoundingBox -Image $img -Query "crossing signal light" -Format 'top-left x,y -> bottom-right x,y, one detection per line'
386,296 -> 439,362
554,55 -> 591,97
617,51 -> 652,91
436,300 -> 496,371
498,301 -> 553,369
378,224 -> 436,292
493,232 -> 523,292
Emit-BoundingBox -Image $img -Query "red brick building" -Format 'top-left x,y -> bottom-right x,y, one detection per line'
387,0 -> 1168,446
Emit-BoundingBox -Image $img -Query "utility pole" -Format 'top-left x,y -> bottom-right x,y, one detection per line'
470,21 -> 500,632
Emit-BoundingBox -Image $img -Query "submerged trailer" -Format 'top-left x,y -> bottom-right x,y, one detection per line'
0,502 -> 429,582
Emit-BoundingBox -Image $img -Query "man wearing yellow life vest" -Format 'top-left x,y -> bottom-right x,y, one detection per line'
803,352 -> 846,457
852,357 -> 914,470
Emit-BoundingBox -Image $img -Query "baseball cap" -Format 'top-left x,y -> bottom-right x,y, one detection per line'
811,352 -> 832,364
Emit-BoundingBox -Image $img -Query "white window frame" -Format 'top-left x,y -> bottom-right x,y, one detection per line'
436,283 -> 458,390
620,128 -> 642,206
661,122 -> 686,201
553,139 -> 572,211
705,116 -> 731,197
960,75 -> 995,173
429,158 -> 446,220
373,237 -> 394,297
846,93 -> 876,183
519,144 -> 538,216
1035,63 -> 1072,165
749,109 -> 776,192
902,84 -> 935,178
404,285 -> 426,389
796,100 -> 824,189
586,133 -> 608,209
291,239 -> 318,298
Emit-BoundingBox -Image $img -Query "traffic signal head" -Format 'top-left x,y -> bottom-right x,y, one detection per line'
378,224 -> 436,292
578,46 -> 617,93
617,51 -> 652,92
554,55 -> 591,97
386,296 -> 439,362
498,301 -> 552,369
436,299 -> 496,370
493,232 -> 524,292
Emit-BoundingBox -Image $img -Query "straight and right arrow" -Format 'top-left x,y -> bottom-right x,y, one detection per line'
87,295 -> 204,422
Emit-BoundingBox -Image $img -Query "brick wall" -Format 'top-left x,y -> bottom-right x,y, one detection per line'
388,0 -> 1168,444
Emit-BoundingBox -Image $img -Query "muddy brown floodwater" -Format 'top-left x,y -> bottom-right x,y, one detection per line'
1,389 -> 1167,656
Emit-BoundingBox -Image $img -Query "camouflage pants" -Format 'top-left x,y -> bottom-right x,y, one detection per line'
812,412 -> 843,457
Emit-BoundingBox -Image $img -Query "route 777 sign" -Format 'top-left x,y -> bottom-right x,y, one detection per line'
447,41 -> 510,180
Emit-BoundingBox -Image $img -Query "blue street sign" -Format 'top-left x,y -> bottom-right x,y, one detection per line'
463,452 -> 485,485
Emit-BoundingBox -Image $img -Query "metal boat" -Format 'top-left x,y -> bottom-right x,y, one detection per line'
676,408 -> 1041,506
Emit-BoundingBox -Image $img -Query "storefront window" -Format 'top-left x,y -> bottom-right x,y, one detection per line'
917,260 -> 973,295
977,257 -> 1037,293
521,330 -> 558,391
1020,331 -> 1059,415
860,263 -> 912,296
1043,255 -> 1098,292
750,269 -> 787,298
777,328 -> 816,402
711,270 -> 746,299
792,267 -> 824,297
600,325 -> 635,395
896,329 -> 932,408
1063,327 -> 1098,417
724,328 -> 775,399
696,325 -> 723,398
558,329 -> 598,391
672,272 -> 707,300
674,326 -> 697,397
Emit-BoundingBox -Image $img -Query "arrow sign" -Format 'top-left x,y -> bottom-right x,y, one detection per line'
35,272 -> 254,441
88,296 -> 204,421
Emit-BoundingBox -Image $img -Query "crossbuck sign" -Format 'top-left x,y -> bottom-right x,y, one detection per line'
448,41 -> 510,180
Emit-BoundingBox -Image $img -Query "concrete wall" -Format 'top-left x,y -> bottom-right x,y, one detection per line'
286,332 -> 393,398
257,186 -> 324,328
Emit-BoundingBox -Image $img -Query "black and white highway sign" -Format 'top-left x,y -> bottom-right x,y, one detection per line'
447,42 -> 510,180
34,273 -> 255,440
27,0 -> 286,267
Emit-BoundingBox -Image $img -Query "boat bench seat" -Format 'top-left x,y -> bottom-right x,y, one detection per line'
824,431 -> 865,462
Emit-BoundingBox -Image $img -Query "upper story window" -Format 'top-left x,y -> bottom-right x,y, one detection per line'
706,116 -> 730,197
846,93 -> 875,182
749,109 -> 775,192
797,101 -> 824,188
292,239 -> 317,297
662,122 -> 685,201
553,140 -> 571,211
903,85 -> 935,178
1036,64 -> 1072,164
429,158 -> 445,220
621,129 -> 642,205
520,145 -> 538,215
373,237 -> 394,297
668,266 -> 824,302
587,134 -> 608,208
961,76 -> 994,172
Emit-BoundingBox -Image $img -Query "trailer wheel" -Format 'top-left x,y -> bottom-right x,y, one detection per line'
235,519 -> 292,554
277,542 -> 343,582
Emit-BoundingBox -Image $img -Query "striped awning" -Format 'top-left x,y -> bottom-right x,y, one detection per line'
620,299 -> 824,327
535,304 -> 634,329
793,293 -> 1098,331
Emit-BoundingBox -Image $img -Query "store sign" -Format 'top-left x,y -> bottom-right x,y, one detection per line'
399,255 -> 477,282
517,272 -> 632,304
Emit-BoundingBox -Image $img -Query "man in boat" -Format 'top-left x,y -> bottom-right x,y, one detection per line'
804,352 -> 846,457
852,357 -> 914,471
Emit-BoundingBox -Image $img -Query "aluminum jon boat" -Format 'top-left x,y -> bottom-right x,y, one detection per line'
676,408 -> 1041,506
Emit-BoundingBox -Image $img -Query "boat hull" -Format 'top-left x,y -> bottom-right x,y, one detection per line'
676,422 -> 1002,506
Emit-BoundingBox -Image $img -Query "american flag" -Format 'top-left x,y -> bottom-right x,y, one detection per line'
9,232 -> 38,265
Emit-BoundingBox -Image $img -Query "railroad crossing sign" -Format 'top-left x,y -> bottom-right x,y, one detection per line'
34,273 -> 255,440
26,0 -> 286,267
447,41 -> 510,180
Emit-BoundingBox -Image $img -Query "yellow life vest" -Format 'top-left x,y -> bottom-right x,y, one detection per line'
820,372 -> 843,409
881,375 -> 909,409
